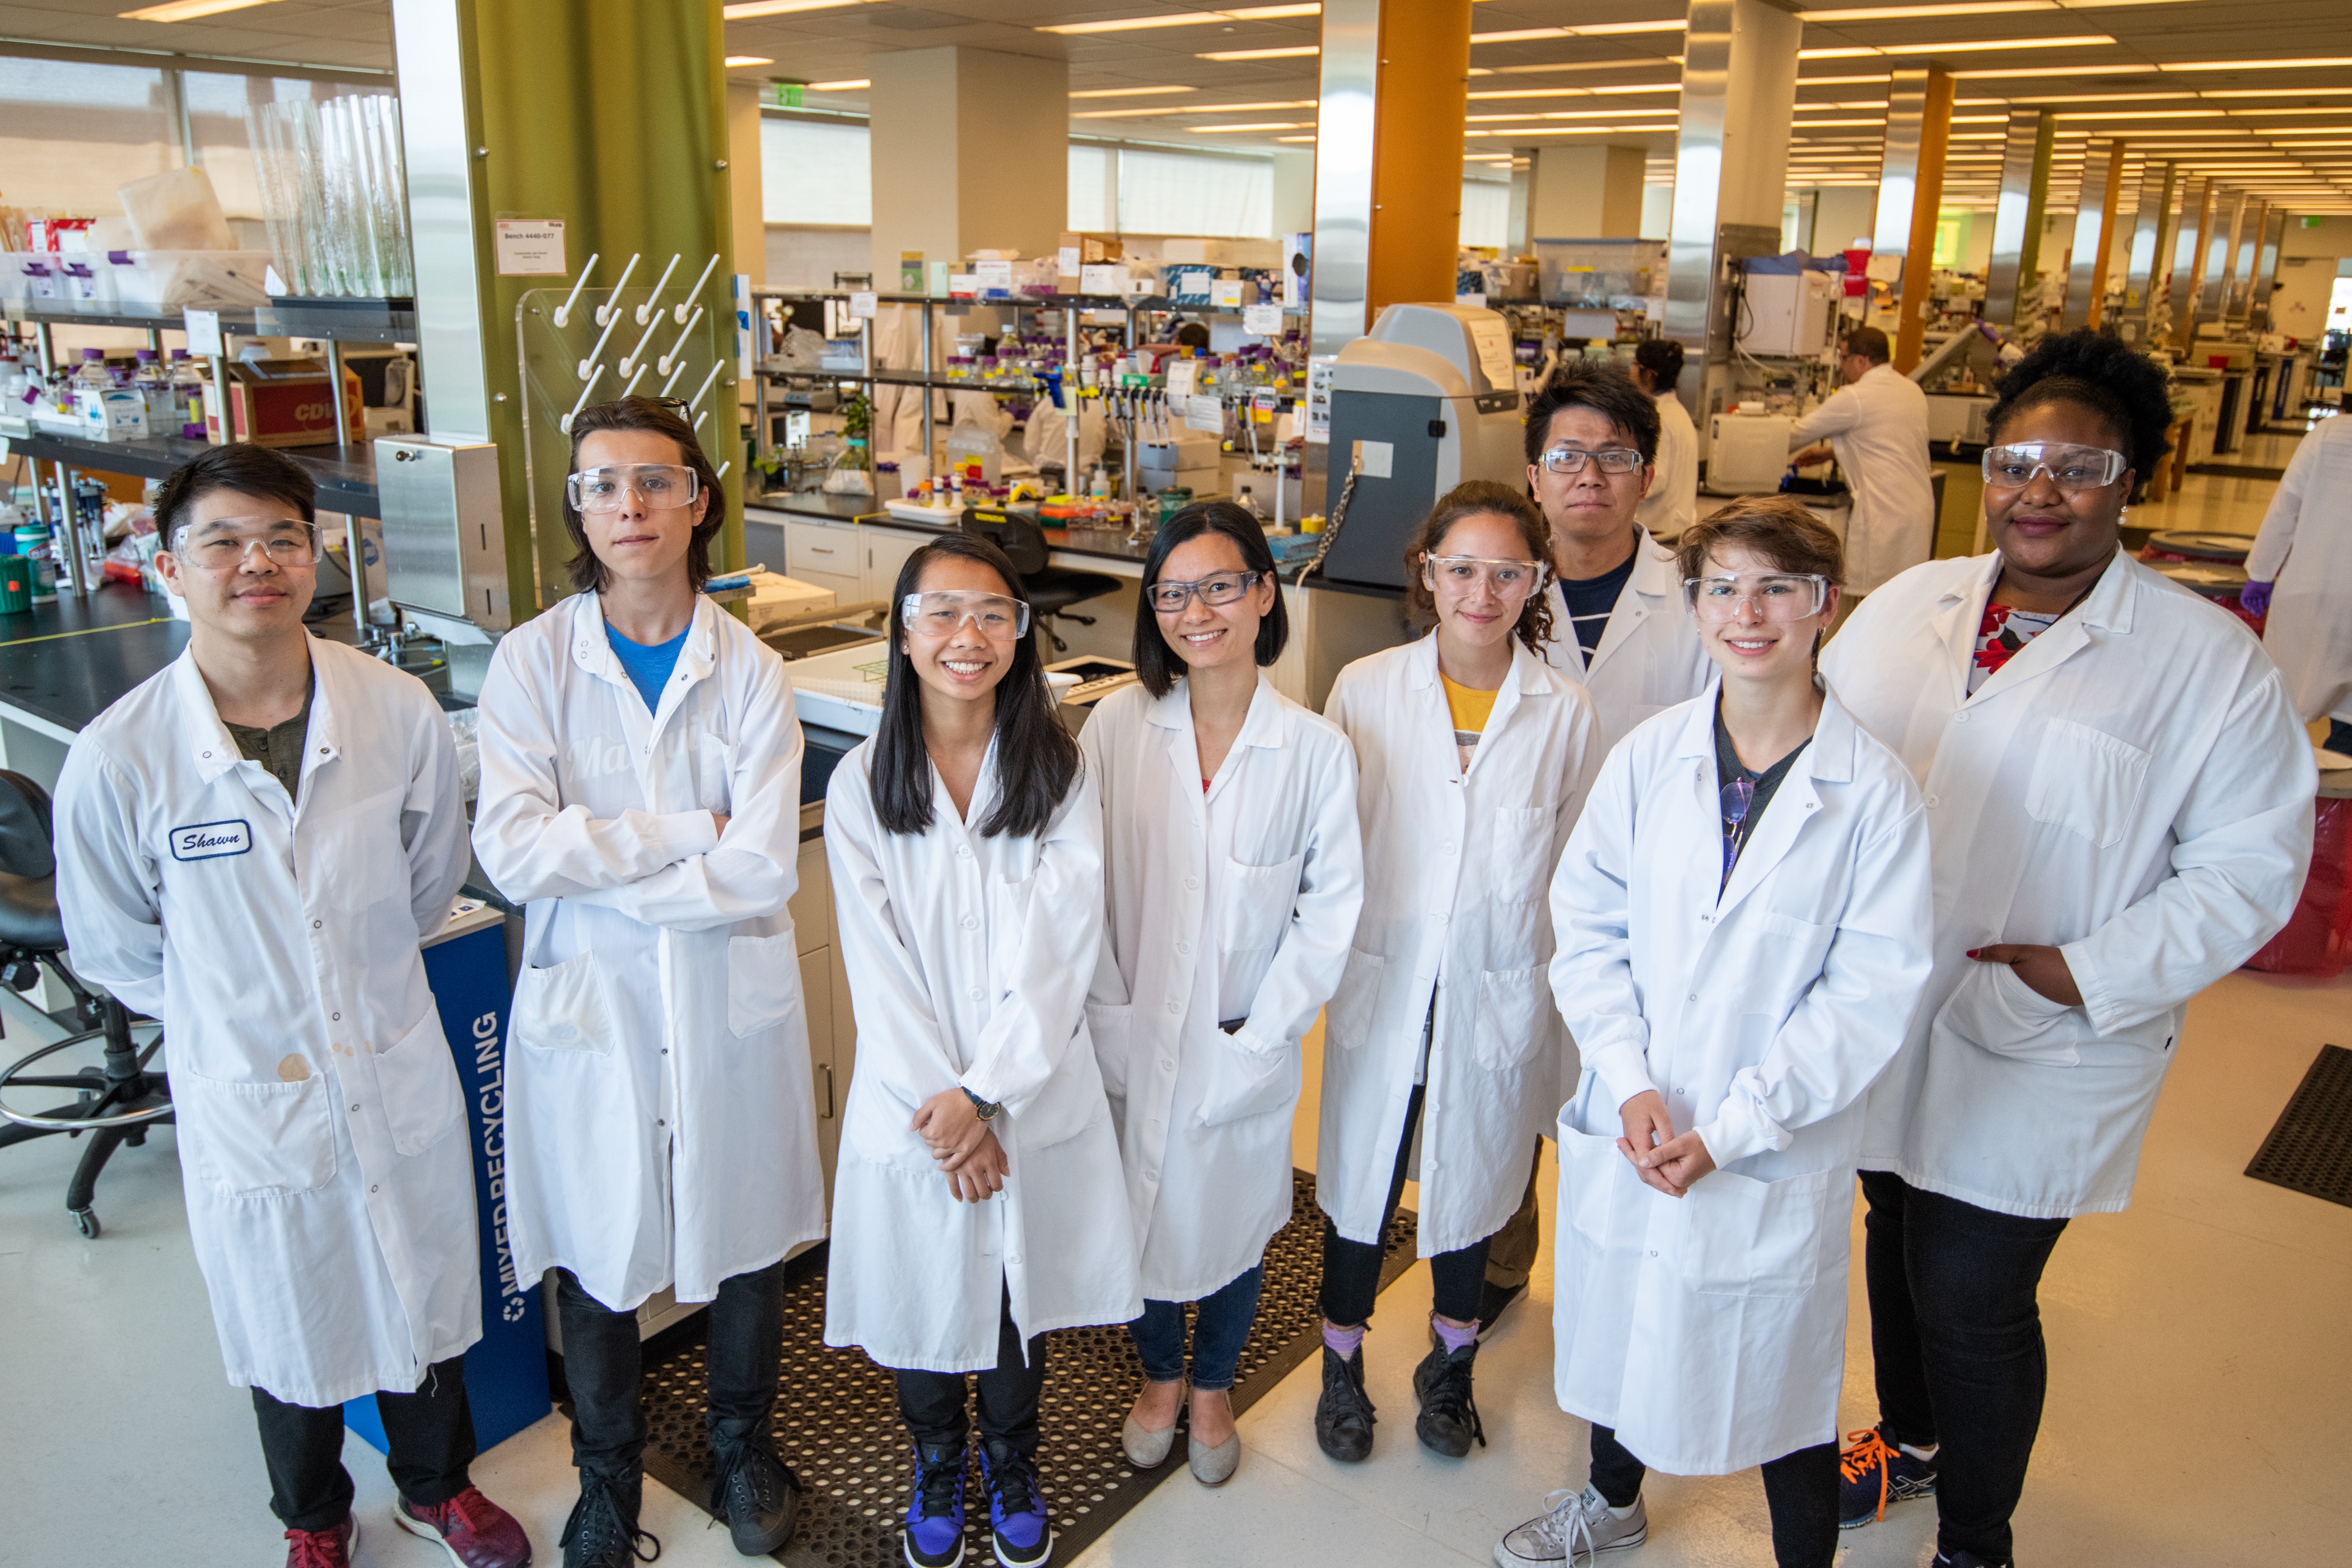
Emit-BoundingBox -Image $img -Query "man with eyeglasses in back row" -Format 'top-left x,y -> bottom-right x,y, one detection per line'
53,444 -> 531,1568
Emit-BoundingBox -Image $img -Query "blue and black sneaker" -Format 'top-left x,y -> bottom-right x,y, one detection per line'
902,1440 -> 967,1568
978,1435 -> 1053,1567
1839,1425 -> 1939,1529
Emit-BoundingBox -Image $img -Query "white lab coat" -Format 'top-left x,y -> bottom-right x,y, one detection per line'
1790,362 -> 1936,594
2246,414 -> 2352,726
1317,638 -> 1595,1256
1536,532 -> 1715,795
54,641 -> 477,1408
1635,390 -> 1699,541
1822,549 -> 2316,1219
472,591 -> 825,1310
822,741 -> 1141,1369
1548,684 -> 1934,1476
1080,676 -> 1363,1303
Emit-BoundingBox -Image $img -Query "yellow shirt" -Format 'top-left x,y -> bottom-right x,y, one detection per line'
1440,671 -> 1499,745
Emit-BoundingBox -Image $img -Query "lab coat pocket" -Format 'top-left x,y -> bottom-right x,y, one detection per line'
1324,948 -> 1386,1051
2024,718 -> 2149,848
1196,1036 -> 1301,1128
1934,958 -> 2082,1068
511,951 -> 616,1056
1553,1113 -> 1624,1252
727,928 -> 803,1037
1220,852 -> 1305,955
374,1009 -> 465,1157
1674,1165 -> 1835,1299
1472,964 -> 1550,1070
1086,1000 -> 1134,1100
1490,805 -> 1555,907
178,1068 -> 337,1197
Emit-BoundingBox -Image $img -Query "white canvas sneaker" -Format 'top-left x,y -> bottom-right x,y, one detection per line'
1493,1485 -> 1649,1567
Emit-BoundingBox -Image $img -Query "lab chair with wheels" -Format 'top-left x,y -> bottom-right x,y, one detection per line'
960,506 -> 1124,652
0,769 -> 172,1239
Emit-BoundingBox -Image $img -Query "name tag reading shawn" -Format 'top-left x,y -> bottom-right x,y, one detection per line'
170,819 -> 253,861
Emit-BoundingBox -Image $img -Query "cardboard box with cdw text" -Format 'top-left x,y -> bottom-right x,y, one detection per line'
203,358 -> 362,448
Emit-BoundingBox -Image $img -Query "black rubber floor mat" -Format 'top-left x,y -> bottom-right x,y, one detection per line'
623,1168 -> 1419,1566
2245,1044 -> 2352,1208
2186,462 -> 2288,481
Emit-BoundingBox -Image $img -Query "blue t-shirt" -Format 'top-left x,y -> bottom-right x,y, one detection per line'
606,620 -> 690,713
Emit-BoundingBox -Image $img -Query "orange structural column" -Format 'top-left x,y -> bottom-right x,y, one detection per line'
1365,0 -> 1471,324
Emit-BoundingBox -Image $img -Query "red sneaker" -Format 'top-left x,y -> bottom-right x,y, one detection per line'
394,1485 -> 534,1568
284,1513 -> 356,1568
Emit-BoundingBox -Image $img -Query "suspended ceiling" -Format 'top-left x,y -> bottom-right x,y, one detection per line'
3,0 -> 2348,211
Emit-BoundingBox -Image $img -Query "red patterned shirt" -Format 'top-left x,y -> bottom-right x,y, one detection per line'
1970,602 -> 2062,694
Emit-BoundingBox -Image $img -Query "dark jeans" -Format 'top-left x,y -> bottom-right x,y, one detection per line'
1589,1424 -> 1839,1568
2328,717 -> 2352,758
1130,1266 -> 1264,1392
1861,1169 -> 2070,1566
1320,1080 -> 1494,1326
894,1285 -> 1047,1458
252,1357 -> 475,1533
556,1259 -> 787,1480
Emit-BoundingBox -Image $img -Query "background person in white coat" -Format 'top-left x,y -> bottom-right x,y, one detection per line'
54,445 -> 529,1568
1318,482 -> 1595,1465
2241,411 -> 2352,756
1081,502 -> 1362,1487
1788,326 -> 1936,595
1630,340 -> 1698,541
471,399 -> 823,1567
1496,499 -> 1934,1568
1819,333 -> 2315,1568
825,534 -> 1140,1568
1499,362 -> 1714,1326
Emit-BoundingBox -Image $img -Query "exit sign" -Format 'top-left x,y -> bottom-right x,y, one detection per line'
767,82 -> 804,108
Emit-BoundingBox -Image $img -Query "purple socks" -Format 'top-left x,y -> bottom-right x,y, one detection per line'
1431,1315 -> 1480,1354
1322,1321 -> 1366,1358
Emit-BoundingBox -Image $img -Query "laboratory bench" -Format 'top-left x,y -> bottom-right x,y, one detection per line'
10,428 -> 383,517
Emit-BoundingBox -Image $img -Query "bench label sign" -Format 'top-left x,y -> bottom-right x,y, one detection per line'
171,819 -> 252,861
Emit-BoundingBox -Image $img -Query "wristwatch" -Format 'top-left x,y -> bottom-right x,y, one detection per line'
962,1086 -> 1001,1123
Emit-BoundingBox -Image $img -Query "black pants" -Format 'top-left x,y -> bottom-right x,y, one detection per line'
1320,1080 -> 1494,1327
1589,1424 -> 1838,1568
252,1358 -> 475,1533
894,1285 -> 1047,1457
556,1259 -> 787,1481
1861,1170 -> 2069,1566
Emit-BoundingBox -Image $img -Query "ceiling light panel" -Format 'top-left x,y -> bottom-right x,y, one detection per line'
1068,86 -> 1196,99
1043,4 -> 1320,35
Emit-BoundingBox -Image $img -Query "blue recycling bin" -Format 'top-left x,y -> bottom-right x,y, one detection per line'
346,899 -> 550,1453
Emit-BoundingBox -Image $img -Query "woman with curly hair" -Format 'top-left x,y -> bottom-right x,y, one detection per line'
1818,329 -> 2316,1568
1312,480 -> 1598,1464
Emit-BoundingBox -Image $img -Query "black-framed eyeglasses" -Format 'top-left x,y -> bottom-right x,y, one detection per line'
1146,571 -> 1266,615
1539,446 -> 1645,475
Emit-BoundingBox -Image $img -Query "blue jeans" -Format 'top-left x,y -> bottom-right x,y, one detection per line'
1128,1266 -> 1265,1393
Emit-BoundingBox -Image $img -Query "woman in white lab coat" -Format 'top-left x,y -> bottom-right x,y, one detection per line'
1494,497 -> 1934,1568
1082,502 -> 1362,1487
1819,331 -> 2313,1567
2243,411 -> 2352,755
1631,339 -> 1698,542
1315,480 -> 1595,1464
471,398 -> 824,1566
824,533 -> 1138,1568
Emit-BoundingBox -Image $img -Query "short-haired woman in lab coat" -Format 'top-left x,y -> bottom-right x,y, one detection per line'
823,534 -> 1140,1568
1082,501 -> 1364,1487
1314,480 -> 1596,1464
1495,498 -> 1934,1568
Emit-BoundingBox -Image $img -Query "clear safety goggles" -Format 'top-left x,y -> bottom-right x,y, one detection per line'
1422,554 -> 1545,598
1682,572 -> 1831,623
1146,571 -> 1266,614
1980,442 -> 2127,492
902,590 -> 1032,638
1538,445 -> 1645,475
566,463 -> 700,513
167,515 -> 321,568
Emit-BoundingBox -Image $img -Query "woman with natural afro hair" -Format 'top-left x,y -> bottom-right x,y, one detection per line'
1815,328 -> 2317,1568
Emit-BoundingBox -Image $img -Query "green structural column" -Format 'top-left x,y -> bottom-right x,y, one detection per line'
393,0 -> 741,617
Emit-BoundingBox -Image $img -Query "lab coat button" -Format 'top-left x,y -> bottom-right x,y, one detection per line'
1163,1059 -> 1175,1071
1008,1254 -> 1022,1266
1955,710 -> 1970,723
963,916 -> 978,930
1167,1002 -> 1181,1014
313,921 -> 323,930
1925,794 -> 1941,808
331,1012 -> 340,1020
1176,942 -> 1191,955
969,987 -> 984,1001
1444,842 -> 1457,855
1185,876 -> 1200,891
1687,992 -> 1696,1001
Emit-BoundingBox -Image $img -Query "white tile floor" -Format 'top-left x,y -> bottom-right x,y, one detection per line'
7,963 -> 2351,1568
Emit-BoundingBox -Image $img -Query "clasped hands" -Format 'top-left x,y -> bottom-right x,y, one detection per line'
1617,1090 -> 1717,1198
912,1086 -> 1009,1203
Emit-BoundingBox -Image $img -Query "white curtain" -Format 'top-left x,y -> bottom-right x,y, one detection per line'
1068,144 -> 1112,232
761,118 -> 871,226
1460,178 -> 1511,249
1116,147 -> 1272,240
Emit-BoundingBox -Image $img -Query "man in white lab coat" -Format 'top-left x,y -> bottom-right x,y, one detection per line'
472,399 -> 825,1568
1820,332 -> 2313,1568
2242,411 -> 2352,756
54,445 -> 529,1568
1502,361 -> 1714,1323
1788,325 -> 1937,594
1630,339 -> 1699,541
